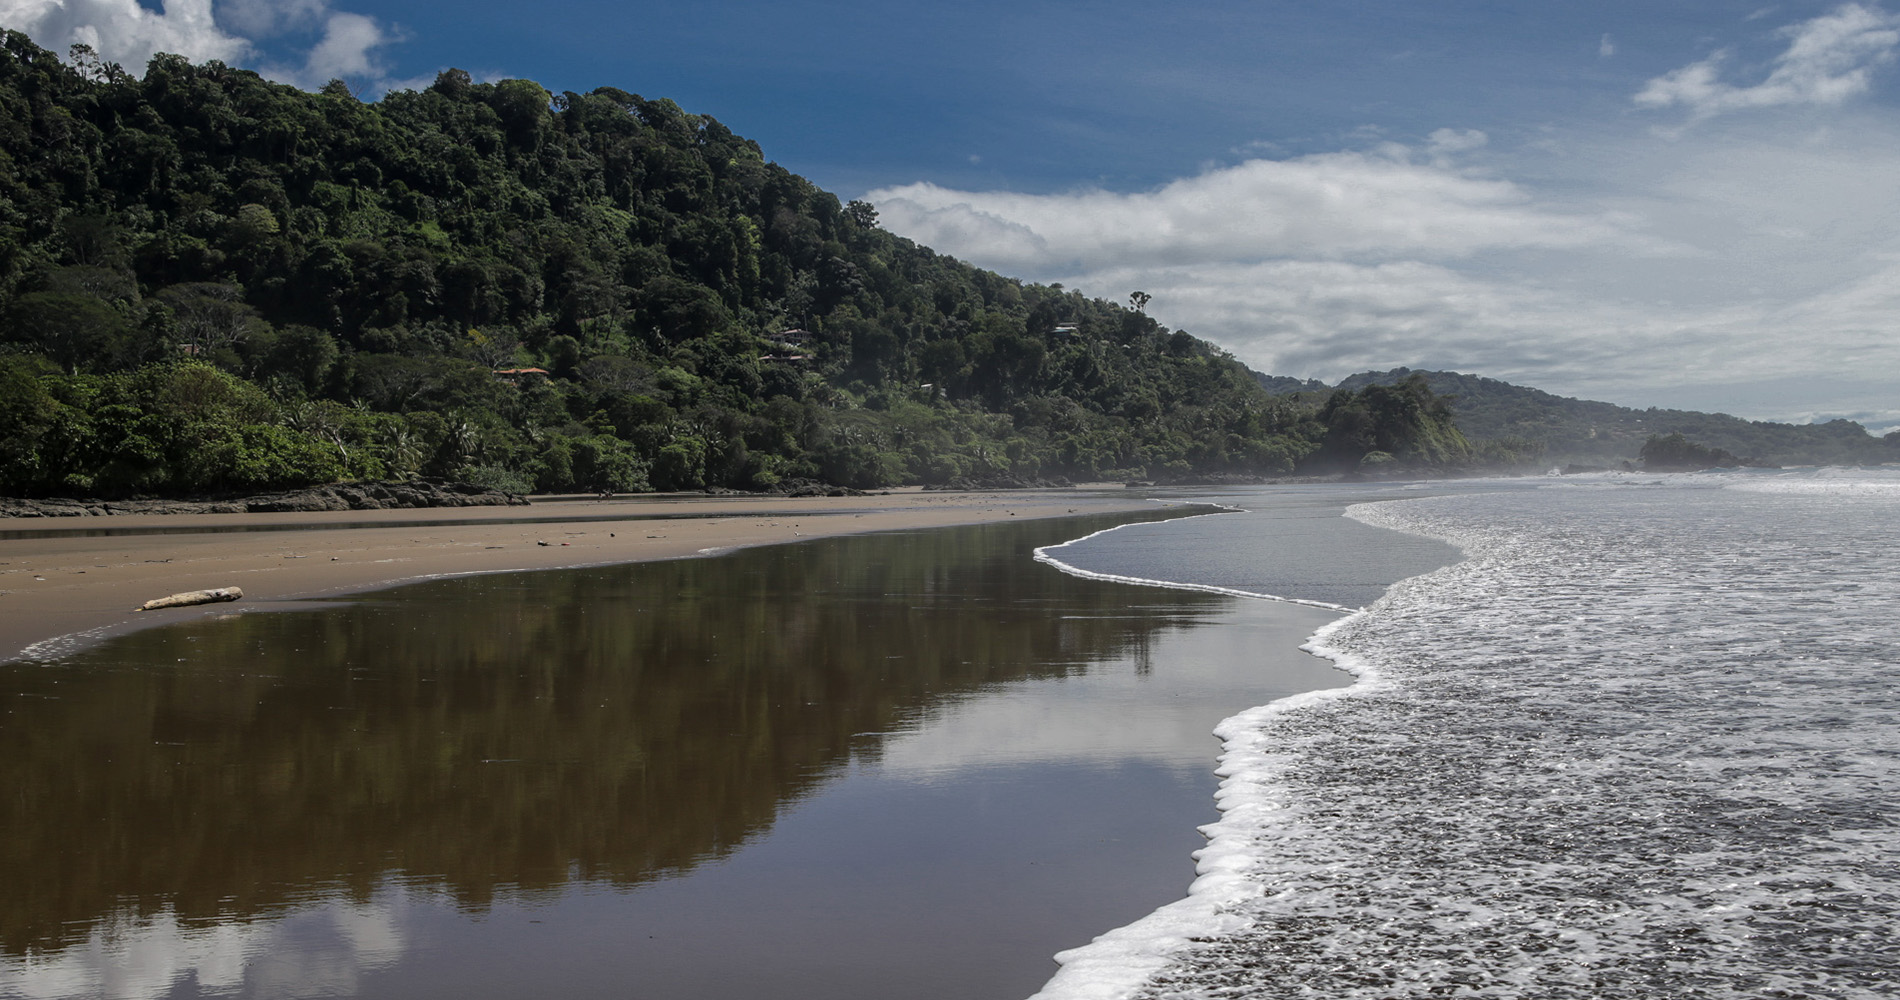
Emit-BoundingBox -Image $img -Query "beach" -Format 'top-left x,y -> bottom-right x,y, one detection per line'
0,487 -> 1157,664
0,494 -> 1357,1000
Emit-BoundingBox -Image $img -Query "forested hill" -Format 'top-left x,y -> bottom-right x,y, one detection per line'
3,32 -> 1429,499
1335,368 -> 1900,468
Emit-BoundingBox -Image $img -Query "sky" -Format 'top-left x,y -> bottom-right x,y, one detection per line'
3,0 -> 1898,431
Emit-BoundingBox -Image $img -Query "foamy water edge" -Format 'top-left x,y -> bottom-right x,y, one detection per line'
1026,496 -> 1459,999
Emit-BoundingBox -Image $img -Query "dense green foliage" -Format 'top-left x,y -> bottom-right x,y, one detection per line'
1638,432 -> 1746,471
0,33 -> 1364,497
1335,368 -> 1899,469
1303,373 -> 1473,473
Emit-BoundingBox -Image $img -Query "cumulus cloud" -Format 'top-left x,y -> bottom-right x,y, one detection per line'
305,11 -> 385,78
869,46 -> 1900,424
0,0 -> 403,92
1062,246 -> 1900,429
1635,3 -> 1900,118
871,140 -> 1645,276
0,0 -> 249,68
869,141 -> 1671,390
260,9 -> 399,89
1062,258 -> 1773,390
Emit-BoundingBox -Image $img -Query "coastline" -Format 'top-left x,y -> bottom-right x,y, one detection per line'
0,486 -> 1160,664
1023,485 -> 1472,999
0,496 -> 1357,1000
1027,471 -> 1900,998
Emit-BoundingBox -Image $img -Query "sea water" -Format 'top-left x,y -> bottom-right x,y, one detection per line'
1036,468 -> 1900,999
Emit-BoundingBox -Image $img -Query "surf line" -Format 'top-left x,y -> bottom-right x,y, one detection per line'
1024,497 -> 1422,1000
1032,499 -> 1359,615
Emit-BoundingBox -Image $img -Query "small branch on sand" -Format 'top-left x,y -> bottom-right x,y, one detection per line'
132,587 -> 244,612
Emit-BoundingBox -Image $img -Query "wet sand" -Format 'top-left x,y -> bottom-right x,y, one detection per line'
0,487 -> 1160,663
0,505 -> 1350,1000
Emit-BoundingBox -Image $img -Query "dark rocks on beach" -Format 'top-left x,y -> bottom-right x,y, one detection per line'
923,474 -> 1074,491
1149,472 -> 1270,487
756,478 -> 869,498
691,478 -> 867,498
0,478 -> 530,517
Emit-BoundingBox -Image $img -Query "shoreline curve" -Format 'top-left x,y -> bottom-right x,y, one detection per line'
1,487 -> 1160,664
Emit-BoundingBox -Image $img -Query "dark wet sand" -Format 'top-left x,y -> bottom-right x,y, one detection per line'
0,487 -> 1156,662
0,510 -> 1348,1000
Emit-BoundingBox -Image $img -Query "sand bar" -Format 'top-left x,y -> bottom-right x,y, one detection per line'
0,487 -> 1163,663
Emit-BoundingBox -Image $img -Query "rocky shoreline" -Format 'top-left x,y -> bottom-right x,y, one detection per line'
0,478 -> 530,517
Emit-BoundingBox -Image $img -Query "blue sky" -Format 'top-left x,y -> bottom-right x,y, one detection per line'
5,0 -> 1899,431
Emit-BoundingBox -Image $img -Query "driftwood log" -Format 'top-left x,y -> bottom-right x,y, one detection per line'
132,587 -> 244,612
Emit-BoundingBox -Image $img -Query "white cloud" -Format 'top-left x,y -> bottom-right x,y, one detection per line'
1058,244 -> 1900,429
0,0 -> 404,92
1635,3 -> 1900,118
1600,33 -> 1617,59
261,9 -> 397,88
0,0 -> 249,69
1425,127 -> 1487,155
1059,258 -> 1776,389
870,58 -> 1900,427
871,141 -> 1647,277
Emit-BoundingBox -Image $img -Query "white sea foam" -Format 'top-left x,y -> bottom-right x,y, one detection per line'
1720,465 -> 1900,497
1029,496 -> 1411,999
12,630 -> 104,664
1033,507 -> 1360,615
1033,471 -> 1900,999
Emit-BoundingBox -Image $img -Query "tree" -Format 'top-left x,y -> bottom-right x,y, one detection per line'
5,293 -> 131,373
844,200 -> 879,229
488,78 -> 552,146
1309,374 -> 1470,472
579,355 -> 653,395
253,326 -> 340,393
158,284 -> 263,355
1640,432 -> 1740,471
57,215 -> 129,268
0,358 -> 61,490
226,204 -> 281,246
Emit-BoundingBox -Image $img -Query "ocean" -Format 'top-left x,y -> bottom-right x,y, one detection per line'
3,470 -> 1895,999
1035,468 -> 1900,999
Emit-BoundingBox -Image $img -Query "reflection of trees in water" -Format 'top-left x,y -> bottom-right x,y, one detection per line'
0,511 -> 1222,953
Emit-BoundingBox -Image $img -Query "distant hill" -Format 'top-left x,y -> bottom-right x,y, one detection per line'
1327,369 -> 1898,468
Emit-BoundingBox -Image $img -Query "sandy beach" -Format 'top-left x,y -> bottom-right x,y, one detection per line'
0,487 -> 1163,663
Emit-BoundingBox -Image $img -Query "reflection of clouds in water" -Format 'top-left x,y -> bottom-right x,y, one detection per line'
2,896 -> 405,1000
876,606 -> 1341,779
875,672 -> 1208,777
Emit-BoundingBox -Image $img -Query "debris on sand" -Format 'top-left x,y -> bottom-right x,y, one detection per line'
132,587 -> 243,612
